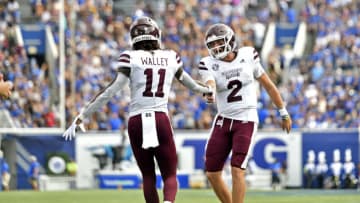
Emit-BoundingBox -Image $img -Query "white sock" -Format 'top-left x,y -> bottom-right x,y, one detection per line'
164,201 -> 172,203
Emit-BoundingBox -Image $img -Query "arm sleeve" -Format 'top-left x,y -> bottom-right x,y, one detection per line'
117,51 -> 131,69
252,47 -> 265,78
198,60 -> 215,83
177,69 -> 211,94
79,72 -> 129,118
175,52 -> 183,71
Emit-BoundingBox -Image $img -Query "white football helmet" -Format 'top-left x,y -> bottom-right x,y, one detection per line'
205,24 -> 236,59
129,16 -> 162,50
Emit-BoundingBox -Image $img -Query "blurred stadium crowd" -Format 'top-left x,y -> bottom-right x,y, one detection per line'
0,0 -> 359,130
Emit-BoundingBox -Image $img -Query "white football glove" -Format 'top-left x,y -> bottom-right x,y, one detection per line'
62,115 -> 86,141
204,85 -> 215,104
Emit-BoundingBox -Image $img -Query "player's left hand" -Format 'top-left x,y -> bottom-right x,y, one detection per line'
281,116 -> 292,134
62,116 -> 86,141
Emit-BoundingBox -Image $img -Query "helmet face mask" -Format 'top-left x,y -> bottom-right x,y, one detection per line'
206,38 -> 228,59
205,24 -> 236,59
130,16 -> 162,50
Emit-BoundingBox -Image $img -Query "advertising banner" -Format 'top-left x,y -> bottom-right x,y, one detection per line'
2,135 -> 74,189
275,23 -> 299,47
5,130 -> 358,190
302,131 -> 359,188
21,24 -> 46,55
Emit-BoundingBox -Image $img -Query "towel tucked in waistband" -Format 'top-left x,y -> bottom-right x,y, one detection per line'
141,112 -> 159,149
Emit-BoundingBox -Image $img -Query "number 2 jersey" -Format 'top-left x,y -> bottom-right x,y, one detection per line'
198,47 -> 265,123
118,49 -> 182,117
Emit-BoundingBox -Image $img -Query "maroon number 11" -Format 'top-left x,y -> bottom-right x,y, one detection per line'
142,68 -> 166,98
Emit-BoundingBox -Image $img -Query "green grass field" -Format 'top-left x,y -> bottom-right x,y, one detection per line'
0,189 -> 359,203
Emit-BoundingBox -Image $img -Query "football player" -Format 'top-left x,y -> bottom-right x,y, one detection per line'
63,16 -> 213,203
198,23 -> 292,203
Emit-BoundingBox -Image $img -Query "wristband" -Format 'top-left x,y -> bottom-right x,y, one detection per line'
279,108 -> 289,120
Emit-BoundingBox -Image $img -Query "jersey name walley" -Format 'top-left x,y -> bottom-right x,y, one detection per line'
141,57 -> 169,66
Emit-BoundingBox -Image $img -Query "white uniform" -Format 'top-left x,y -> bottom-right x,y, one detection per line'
198,46 -> 265,123
78,49 -> 210,121
118,49 -> 182,117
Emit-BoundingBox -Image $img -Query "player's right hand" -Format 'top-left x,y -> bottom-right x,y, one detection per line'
62,116 -> 86,141
204,85 -> 215,104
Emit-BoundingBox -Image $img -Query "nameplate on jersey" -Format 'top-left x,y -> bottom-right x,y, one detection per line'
141,57 -> 168,66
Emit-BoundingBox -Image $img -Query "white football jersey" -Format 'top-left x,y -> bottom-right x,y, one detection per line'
198,47 -> 265,122
118,49 -> 182,116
